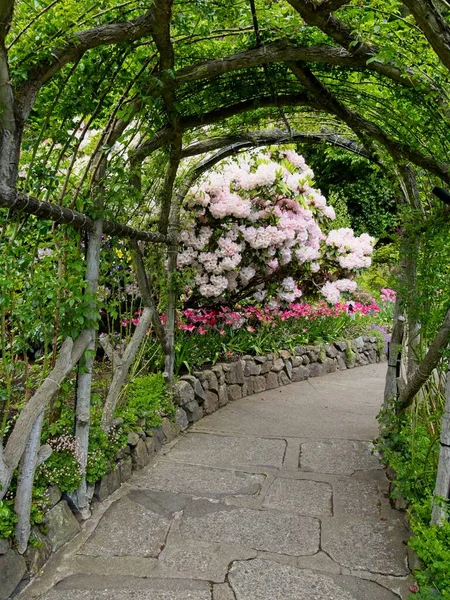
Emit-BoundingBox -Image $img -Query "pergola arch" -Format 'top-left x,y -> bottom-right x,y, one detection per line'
2,0 -> 450,520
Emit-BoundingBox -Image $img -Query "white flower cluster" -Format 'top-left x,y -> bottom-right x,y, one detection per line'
325,228 -> 374,269
178,150 -> 373,304
321,279 -> 357,304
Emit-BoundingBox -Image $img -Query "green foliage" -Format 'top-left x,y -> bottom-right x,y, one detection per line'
410,515 -> 450,599
37,446 -> 82,493
370,328 -> 388,355
345,342 -> 356,364
119,373 -> 174,429
85,423 -> 127,486
0,500 -> 17,540
405,210 -> 450,352
300,145 -> 398,237
326,190 -> 352,230
358,243 -> 398,300
377,390 -> 450,598
169,312 -> 379,375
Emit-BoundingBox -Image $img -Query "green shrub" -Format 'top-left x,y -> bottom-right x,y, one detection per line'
0,500 -> 16,539
86,424 -> 127,485
377,401 -> 450,598
119,373 -> 174,429
357,243 -> 398,300
410,511 -> 450,598
37,439 -> 82,493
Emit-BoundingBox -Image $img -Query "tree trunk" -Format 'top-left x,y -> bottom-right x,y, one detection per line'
0,44 -> 18,187
72,219 -> 102,516
130,240 -> 168,354
431,369 -> 450,525
100,307 -> 153,431
164,234 -> 178,388
397,163 -> 422,378
14,412 -> 51,553
163,167 -> 186,388
0,333 -> 90,499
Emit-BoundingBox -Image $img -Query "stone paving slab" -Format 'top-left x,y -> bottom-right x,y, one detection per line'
332,475 -> 385,516
193,364 -> 386,440
300,440 -> 383,475
17,364 -> 411,600
322,514 -> 410,576
156,534 -> 257,582
132,460 -> 265,497
127,489 -> 192,517
180,499 -> 320,555
228,558 -> 399,600
79,496 -> 170,557
168,433 -> 286,468
68,554 -> 159,578
39,574 -> 211,600
262,477 -> 332,517
212,584 -> 235,600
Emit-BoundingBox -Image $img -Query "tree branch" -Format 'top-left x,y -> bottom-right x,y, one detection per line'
181,128 -> 377,163
0,0 -> 14,44
286,0 -> 425,88
15,9 -> 157,119
174,40 -> 371,86
402,0 -> 450,72
1,333 -> 91,497
100,307 -> 153,431
130,93 -> 311,165
398,307 -> 450,412
319,0 -> 349,11
0,184 -> 166,242
287,62 -> 450,183
130,239 -> 168,354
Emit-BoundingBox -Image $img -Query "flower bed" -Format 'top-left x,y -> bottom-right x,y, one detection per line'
171,300 -> 386,374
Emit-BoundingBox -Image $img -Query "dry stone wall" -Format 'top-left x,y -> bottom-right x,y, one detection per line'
1,335 -> 385,599
173,336 -> 385,428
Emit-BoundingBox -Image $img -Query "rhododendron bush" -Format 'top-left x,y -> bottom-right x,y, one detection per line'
178,149 -> 374,306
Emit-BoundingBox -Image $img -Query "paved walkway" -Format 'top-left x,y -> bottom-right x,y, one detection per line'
19,362 -> 412,600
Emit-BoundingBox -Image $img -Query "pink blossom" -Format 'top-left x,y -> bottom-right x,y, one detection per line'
380,288 -> 396,302
180,151 -> 373,304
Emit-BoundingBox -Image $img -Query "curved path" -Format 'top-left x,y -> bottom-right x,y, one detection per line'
19,363 -> 412,600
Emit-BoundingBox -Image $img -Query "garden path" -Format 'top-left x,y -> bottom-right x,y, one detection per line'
18,362 -> 412,600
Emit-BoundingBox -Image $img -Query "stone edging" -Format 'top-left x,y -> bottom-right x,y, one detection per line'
173,335 -> 386,428
1,335 -> 385,600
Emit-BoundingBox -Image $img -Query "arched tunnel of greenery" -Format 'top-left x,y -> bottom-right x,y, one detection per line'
1,0 -> 450,595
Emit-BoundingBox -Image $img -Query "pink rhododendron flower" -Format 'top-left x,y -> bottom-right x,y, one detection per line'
380,288 -> 396,302
180,150 -> 373,305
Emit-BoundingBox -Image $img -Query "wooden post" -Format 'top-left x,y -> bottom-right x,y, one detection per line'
431,369 -> 450,525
